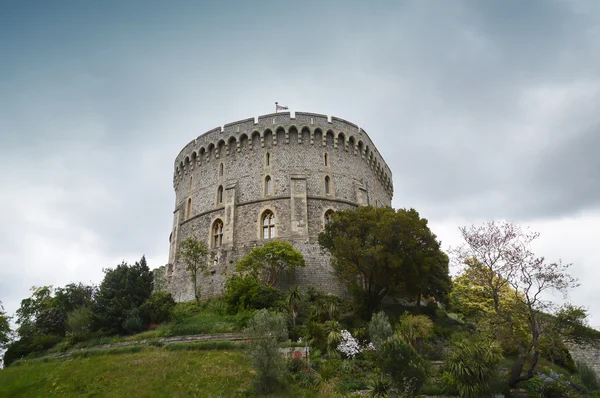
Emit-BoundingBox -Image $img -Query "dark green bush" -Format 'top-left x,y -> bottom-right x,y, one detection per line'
139,291 -> 176,325
224,275 -> 284,312
66,307 -> 93,344
539,336 -> 576,373
170,301 -> 201,323
577,361 -> 600,392
122,308 -> 144,334
377,335 -> 430,394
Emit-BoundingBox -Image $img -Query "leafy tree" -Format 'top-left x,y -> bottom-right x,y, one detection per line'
52,283 -> 95,314
286,286 -> 302,326
377,335 -> 431,394
15,286 -> 54,338
0,301 -> 12,349
396,313 -> 434,351
177,238 -> 209,302
318,206 -> 451,316
236,240 -> 306,287
243,309 -> 288,393
94,256 -> 153,333
452,221 -> 586,387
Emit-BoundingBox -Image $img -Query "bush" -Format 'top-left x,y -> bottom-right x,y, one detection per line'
368,311 -> 393,350
243,309 -> 289,393
367,373 -> 398,398
444,334 -> 503,398
139,292 -> 176,325
539,336 -> 577,373
170,301 -> 201,323
122,308 -> 144,334
66,307 -> 93,344
35,307 -> 66,336
377,335 -> 430,394
395,312 -> 434,351
224,275 -> 284,313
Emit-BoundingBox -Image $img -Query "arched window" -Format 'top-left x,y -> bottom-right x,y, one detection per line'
217,185 -> 223,204
219,163 -> 224,177
186,198 -> 192,219
324,153 -> 328,166
325,176 -> 331,195
212,219 -> 223,248
264,176 -> 272,196
262,210 -> 275,239
265,152 -> 270,166
324,209 -> 335,225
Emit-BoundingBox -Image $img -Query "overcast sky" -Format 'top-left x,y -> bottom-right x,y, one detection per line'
1,0 -> 599,327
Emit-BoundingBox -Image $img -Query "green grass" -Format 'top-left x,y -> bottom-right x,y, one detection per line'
0,348 -> 254,398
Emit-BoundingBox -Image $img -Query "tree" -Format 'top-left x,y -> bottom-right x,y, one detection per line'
0,301 -> 12,349
243,309 -> 288,393
286,286 -> 302,326
236,240 -> 306,287
15,286 -> 54,338
94,256 -> 153,333
177,238 -> 209,302
452,221 -> 583,388
318,206 -> 451,316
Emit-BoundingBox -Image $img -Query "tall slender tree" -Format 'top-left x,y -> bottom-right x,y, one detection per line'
177,238 -> 209,302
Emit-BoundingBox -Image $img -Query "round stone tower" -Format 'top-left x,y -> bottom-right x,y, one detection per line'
165,112 -> 393,301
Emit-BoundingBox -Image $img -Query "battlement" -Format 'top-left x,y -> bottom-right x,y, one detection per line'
174,112 -> 393,183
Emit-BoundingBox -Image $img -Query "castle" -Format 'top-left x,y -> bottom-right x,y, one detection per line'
163,112 -> 393,301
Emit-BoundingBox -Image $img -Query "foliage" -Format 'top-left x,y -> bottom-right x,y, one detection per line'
15,285 -> 54,338
368,311 -> 393,350
139,291 -> 176,325
170,301 -> 201,323
577,361 -> 600,392
318,206 -> 451,317
395,312 -> 434,351
444,334 -> 503,398
65,307 -> 93,344
337,329 -> 362,359
52,283 -> 95,314
304,321 -> 327,351
93,256 -> 153,334
35,307 -> 66,336
164,341 -> 240,351
176,238 -> 209,302
286,286 -> 302,326
377,335 -> 430,393
539,334 -> 576,372
122,308 -> 144,334
367,373 -> 398,398
243,309 -> 289,393
452,221 -> 585,387
0,301 -> 13,349
223,274 -> 284,312
235,240 -> 306,287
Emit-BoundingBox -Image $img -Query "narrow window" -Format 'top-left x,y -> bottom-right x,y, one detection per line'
325,176 -> 331,195
213,219 -> 223,248
265,176 -> 272,196
262,211 -> 275,239
186,198 -> 192,219
324,153 -> 328,166
266,152 -> 270,166
217,185 -> 223,204
219,163 -> 223,177
189,176 -> 193,191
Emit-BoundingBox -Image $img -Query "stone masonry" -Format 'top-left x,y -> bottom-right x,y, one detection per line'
164,112 -> 393,301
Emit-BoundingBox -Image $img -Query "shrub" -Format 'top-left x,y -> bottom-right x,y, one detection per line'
139,292 -> 176,325
66,307 -> 93,344
577,361 -> 600,392
122,308 -> 144,334
35,307 -> 66,336
444,334 -> 503,398
539,335 -> 576,373
304,321 -> 327,352
377,335 -> 430,394
368,373 -> 398,398
368,311 -> 393,350
224,275 -> 284,313
395,312 -> 434,350
170,301 -> 201,323
243,309 -> 289,393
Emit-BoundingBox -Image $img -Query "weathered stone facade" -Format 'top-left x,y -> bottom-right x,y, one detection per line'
569,343 -> 600,377
164,112 -> 393,301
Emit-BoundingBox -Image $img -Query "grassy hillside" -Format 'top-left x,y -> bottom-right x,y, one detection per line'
0,348 -> 254,398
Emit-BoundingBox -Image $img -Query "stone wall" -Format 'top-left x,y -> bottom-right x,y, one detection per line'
569,343 -> 600,376
165,112 -> 393,301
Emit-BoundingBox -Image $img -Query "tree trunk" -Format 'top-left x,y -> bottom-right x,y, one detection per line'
508,356 -> 526,388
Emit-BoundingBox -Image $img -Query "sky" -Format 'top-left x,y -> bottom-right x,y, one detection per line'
1,0 -> 599,327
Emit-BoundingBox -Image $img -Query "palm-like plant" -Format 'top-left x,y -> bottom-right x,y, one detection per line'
368,373 -> 397,398
286,286 -> 303,326
325,320 -> 341,358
